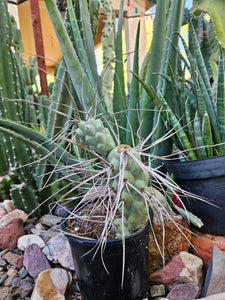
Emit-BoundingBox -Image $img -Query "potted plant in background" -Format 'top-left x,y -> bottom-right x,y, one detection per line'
0,0 -> 203,298
140,5 -> 225,235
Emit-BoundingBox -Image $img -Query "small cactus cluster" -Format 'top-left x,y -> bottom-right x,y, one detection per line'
76,118 -> 149,237
76,118 -> 116,156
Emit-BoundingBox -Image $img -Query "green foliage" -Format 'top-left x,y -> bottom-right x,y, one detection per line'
193,0 -> 225,48
144,14 -> 225,160
0,0 -> 83,216
0,0 -> 209,234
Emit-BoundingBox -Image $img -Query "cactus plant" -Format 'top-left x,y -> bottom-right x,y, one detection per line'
76,117 -> 202,237
0,0 -> 85,216
0,0 -> 205,233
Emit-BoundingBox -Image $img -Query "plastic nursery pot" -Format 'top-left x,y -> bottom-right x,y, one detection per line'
165,154 -> 225,235
61,201 -> 153,300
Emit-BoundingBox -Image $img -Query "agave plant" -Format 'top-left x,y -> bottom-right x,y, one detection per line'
139,10 -> 225,161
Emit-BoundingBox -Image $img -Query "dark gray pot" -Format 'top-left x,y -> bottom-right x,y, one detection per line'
165,154 -> 225,235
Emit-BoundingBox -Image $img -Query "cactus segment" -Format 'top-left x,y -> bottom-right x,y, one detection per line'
10,184 -> 41,217
108,145 -> 149,236
75,118 -> 150,236
76,118 -> 116,156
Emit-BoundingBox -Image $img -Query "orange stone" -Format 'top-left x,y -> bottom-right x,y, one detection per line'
190,229 -> 225,273
149,215 -> 192,273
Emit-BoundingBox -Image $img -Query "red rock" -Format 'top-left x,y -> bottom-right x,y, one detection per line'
0,218 -> 25,250
150,251 -> 203,293
167,282 -> 199,300
14,255 -> 24,269
0,207 -> 7,219
149,215 -> 192,272
190,229 -> 225,273
23,244 -> 51,279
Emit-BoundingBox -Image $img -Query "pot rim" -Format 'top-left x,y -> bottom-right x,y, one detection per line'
61,200 -> 152,245
164,154 -> 225,179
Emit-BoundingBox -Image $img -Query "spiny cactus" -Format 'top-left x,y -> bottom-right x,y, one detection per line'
108,145 -> 149,236
0,0 -> 79,216
77,118 -> 149,236
21,56 -> 38,96
76,117 -> 203,237
77,118 -> 116,156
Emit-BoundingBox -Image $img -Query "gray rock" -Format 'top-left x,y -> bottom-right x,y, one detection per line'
42,233 -> 74,270
17,279 -> 34,298
4,274 -> 17,287
2,251 -> 19,265
0,257 -> 7,267
23,243 -> 51,279
38,214 -> 61,227
0,286 -> 13,300
54,204 -> 68,217
11,276 -> 20,288
201,246 -> 225,297
197,292 -> 225,299
18,266 -> 28,279
0,273 -> 8,285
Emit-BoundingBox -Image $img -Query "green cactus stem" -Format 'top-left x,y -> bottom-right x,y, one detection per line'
76,118 -> 116,156
76,118 -> 150,237
108,145 -> 149,237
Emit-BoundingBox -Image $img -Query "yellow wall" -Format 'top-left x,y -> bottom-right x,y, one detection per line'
17,1 -> 62,74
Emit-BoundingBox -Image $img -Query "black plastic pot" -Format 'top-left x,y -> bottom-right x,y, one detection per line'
61,202 -> 153,300
165,155 -> 225,235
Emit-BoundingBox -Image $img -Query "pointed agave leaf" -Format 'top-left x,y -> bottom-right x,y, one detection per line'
202,112 -> 213,157
44,0 -> 100,113
132,72 -> 197,160
47,62 -> 74,138
180,70 -> 188,128
184,100 -> 196,148
140,0 -> 167,139
79,0 -> 99,86
126,21 -> 140,146
167,62 -> 181,116
67,0 -> 98,91
112,0 -> 127,142
217,52 -> 225,151
193,112 -> 207,159
195,79 -> 207,123
189,23 -> 216,112
197,71 -> 221,145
